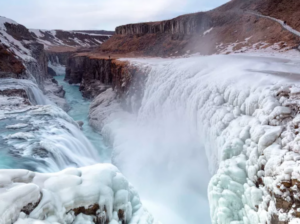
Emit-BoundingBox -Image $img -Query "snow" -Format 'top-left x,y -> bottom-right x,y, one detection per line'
203,28 -> 213,35
91,55 -> 300,223
0,164 -> 159,224
30,29 -> 45,38
0,16 -> 18,29
28,29 -> 108,48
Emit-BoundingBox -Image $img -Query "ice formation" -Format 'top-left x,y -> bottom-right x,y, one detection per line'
0,79 -> 157,224
90,54 -> 300,223
0,164 -> 157,224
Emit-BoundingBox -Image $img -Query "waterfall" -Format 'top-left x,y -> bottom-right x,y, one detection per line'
98,55 -> 300,224
0,78 -> 101,172
0,78 -> 52,105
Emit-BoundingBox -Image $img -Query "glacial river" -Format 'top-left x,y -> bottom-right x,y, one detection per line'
54,75 -> 111,163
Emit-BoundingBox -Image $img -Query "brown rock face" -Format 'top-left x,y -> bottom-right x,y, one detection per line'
72,204 -> 109,224
65,54 -> 146,100
65,56 -> 115,98
99,0 -> 300,57
0,44 -> 25,77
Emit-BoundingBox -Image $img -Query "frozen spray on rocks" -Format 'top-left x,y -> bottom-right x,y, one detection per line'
89,54 -> 300,224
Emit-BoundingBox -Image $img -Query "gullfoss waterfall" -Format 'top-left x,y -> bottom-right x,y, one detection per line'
93,54 -> 300,224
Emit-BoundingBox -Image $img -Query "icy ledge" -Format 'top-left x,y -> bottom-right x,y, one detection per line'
0,164 -> 157,224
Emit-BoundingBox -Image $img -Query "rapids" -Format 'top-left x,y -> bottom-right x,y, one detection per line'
0,77 -> 108,172
54,75 -> 110,162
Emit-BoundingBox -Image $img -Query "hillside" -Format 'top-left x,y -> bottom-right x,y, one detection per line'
30,29 -> 114,52
92,0 -> 300,57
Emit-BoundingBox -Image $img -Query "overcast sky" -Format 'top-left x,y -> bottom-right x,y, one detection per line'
0,0 -> 229,31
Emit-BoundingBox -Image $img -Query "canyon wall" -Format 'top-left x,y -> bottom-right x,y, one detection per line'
115,12 -> 212,35
99,0 -> 300,57
65,55 -> 144,99
47,51 -> 74,66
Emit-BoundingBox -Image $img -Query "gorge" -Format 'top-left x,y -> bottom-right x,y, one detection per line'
1,0 -> 300,223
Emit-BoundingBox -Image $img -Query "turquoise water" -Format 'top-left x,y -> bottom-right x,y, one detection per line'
54,75 -> 111,162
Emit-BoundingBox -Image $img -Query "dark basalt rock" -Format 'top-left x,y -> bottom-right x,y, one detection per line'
0,44 -> 26,77
72,204 -> 110,224
47,66 -> 57,77
4,22 -> 35,41
21,193 -> 42,215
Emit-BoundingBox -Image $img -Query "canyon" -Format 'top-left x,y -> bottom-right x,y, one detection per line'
1,0 -> 300,223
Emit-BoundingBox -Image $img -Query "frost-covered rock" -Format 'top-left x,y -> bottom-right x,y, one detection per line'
0,164 -> 158,224
90,55 -> 300,223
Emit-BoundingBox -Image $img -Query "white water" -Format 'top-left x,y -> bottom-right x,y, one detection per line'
0,78 -> 105,172
0,78 -> 52,105
97,54 -> 300,224
54,75 -> 110,162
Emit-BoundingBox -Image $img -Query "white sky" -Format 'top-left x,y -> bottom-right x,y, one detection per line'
0,0 -> 229,31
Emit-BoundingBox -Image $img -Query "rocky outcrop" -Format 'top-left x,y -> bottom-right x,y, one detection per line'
66,55 -> 138,99
0,44 -> 25,78
47,66 -> 56,77
0,17 -> 68,109
25,42 -> 48,90
4,22 -> 34,41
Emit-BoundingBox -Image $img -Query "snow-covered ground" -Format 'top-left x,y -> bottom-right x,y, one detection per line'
90,54 -> 300,224
29,28 -> 111,49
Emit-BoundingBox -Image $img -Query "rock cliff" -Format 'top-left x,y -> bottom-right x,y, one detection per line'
66,55 -> 142,99
99,0 -> 300,56
0,16 -> 68,108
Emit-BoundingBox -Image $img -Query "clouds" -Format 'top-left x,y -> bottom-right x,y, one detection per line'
0,0 -> 229,30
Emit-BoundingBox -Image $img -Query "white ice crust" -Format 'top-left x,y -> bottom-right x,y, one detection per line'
92,54 -> 300,224
0,164 -> 158,224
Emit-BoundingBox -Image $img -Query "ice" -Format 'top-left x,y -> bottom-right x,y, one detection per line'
0,164 -> 159,224
90,54 -> 300,223
0,79 -> 53,105
6,123 -> 28,129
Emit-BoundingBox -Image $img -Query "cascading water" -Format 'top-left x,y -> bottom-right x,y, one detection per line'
0,78 -> 104,172
0,78 -> 53,105
54,75 -> 110,162
95,54 -> 300,224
